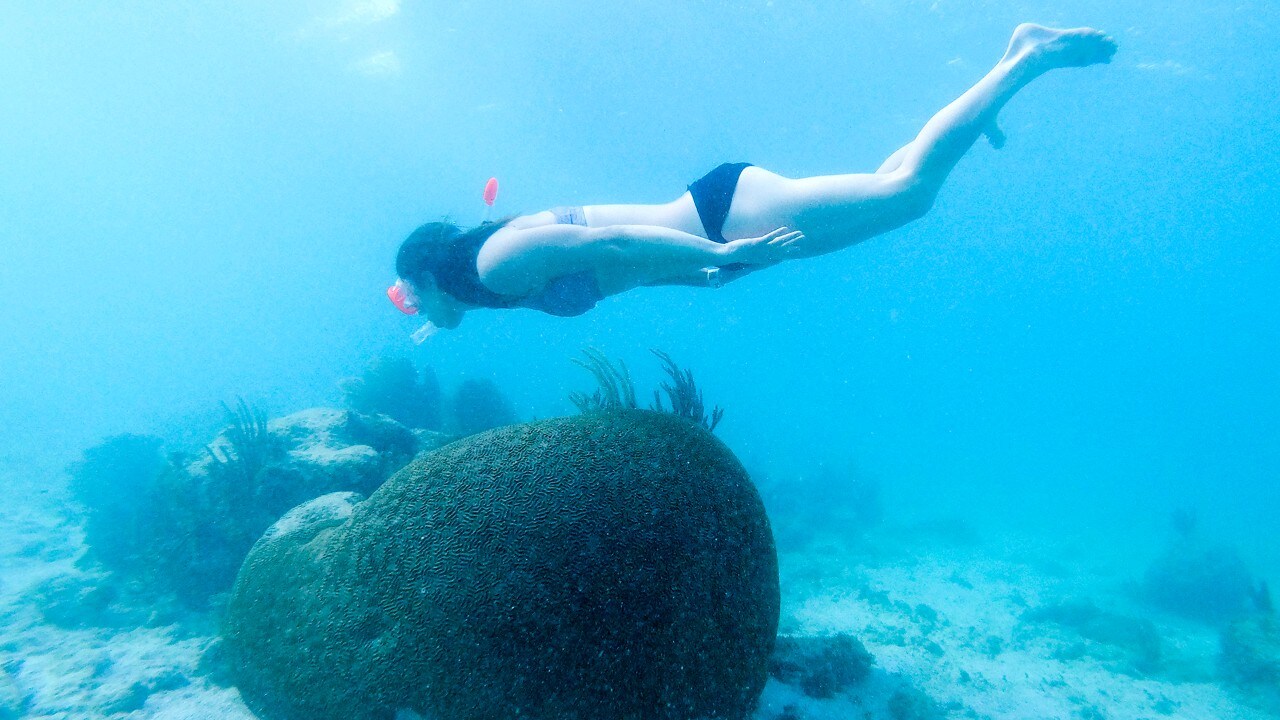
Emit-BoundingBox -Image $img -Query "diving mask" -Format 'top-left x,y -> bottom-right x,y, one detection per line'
388,279 -> 440,344
387,278 -> 419,315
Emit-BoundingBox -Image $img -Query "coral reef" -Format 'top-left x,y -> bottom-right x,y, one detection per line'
449,377 -> 517,436
224,410 -> 779,720
1141,511 -> 1260,624
67,434 -> 169,574
341,357 -> 443,430
69,406 -> 429,610
768,635 -> 875,699
1219,615 -> 1280,714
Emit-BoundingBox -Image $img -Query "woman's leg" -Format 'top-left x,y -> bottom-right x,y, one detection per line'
885,24 -> 1115,190
726,24 -> 1117,258
874,118 -> 1004,175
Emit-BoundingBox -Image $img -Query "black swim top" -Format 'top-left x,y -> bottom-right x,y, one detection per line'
426,216 -> 603,318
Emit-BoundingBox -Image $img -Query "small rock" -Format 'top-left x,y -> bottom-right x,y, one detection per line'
103,681 -> 150,714
28,572 -> 140,629
776,703 -> 804,720
769,634 -> 875,699
100,669 -> 191,715
197,637 -> 234,687
887,686 -> 945,720
984,635 -> 1004,658
920,639 -> 945,658
914,603 -> 939,626
151,669 -> 190,693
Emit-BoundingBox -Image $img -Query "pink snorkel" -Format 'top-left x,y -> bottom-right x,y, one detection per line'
388,177 -> 500,341
483,176 -> 499,221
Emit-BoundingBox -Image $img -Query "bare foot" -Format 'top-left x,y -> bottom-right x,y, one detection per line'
1005,23 -> 1117,73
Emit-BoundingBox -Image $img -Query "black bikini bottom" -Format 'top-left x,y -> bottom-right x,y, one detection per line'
689,162 -> 753,271
688,162 -> 752,244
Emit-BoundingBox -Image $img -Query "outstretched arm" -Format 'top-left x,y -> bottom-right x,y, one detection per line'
477,224 -> 801,297
643,264 -> 764,289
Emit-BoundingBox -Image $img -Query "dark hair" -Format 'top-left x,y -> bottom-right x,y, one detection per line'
396,222 -> 458,290
395,219 -> 512,291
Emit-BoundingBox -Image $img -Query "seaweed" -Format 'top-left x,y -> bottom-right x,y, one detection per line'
570,349 -> 724,432
207,398 -> 272,487
650,350 -> 724,432
569,348 -> 637,413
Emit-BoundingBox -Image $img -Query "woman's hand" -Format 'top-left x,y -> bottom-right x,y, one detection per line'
721,227 -> 805,266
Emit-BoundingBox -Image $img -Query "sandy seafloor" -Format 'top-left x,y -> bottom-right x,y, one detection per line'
0,464 -> 1272,720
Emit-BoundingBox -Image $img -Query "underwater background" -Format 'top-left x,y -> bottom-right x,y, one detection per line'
2,1 -> 1278,718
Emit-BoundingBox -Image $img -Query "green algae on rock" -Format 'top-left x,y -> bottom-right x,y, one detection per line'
224,410 -> 780,720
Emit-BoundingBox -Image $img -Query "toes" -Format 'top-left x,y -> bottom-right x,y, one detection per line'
1059,31 -> 1118,67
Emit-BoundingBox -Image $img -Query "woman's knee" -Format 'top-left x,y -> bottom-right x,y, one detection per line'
880,170 -> 938,221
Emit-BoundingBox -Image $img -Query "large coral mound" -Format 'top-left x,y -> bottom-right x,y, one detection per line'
224,410 -> 780,720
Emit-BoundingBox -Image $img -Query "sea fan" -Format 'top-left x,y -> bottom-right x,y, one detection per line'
649,349 -> 724,432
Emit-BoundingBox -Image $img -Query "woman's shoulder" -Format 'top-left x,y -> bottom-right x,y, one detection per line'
503,211 -> 557,231
478,214 -> 547,260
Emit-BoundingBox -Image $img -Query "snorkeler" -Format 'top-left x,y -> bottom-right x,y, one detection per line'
389,24 -> 1117,335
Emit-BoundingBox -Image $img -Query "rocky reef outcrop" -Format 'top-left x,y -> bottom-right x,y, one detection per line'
69,407 -> 444,609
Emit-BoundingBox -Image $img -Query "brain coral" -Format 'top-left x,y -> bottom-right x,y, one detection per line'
224,409 -> 780,720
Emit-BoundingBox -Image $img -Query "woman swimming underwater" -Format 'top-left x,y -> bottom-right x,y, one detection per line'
390,24 -> 1117,332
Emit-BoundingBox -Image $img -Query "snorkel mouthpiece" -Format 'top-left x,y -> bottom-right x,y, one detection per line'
387,279 -> 418,315
387,279 -> 438,344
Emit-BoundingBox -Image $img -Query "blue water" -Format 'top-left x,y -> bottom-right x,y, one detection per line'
1,0 -> 1277,637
